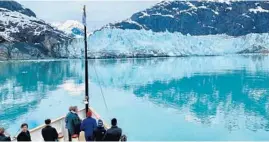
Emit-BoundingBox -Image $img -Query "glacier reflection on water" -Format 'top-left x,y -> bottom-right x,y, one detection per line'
0,60 -> 85,135
1,55 -> 269,140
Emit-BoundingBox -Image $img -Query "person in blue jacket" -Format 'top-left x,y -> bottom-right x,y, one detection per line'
80,111 -> 97,141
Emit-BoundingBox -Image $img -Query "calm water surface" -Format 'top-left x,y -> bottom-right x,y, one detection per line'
1,55 -> 269,140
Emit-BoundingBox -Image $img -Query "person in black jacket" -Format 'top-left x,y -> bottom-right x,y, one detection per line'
17,123 -> 31,141
103,118 -> 122,141
41,119 -> 58,141
0,127 -> 11,141
92,119 -> 106,141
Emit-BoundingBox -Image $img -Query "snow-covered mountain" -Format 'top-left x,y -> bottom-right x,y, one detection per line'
0,1 -> 73,60
66,1 -> 269,58
52,20 -> 85,38
2,0 -> 269,59
111,1 -> 269,36
0,1 -> 36,17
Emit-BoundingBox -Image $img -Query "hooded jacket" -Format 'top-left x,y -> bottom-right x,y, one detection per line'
93,126 -> 106,141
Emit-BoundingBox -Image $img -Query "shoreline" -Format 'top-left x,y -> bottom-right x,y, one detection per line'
0,53 -> 268,62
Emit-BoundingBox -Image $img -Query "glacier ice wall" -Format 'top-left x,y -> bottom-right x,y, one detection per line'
66,28 -> 269,58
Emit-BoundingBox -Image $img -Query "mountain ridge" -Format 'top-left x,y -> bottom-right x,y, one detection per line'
71,0 -> 269,58
52,20 -> 87,38
109,1 -> 269,36
0,1 -> 36,17
0,1 -> 73,60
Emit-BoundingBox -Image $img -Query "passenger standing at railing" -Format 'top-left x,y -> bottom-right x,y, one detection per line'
65,106 -> 73,141
73,106 -> 82,135
41,119 -> 58,141
103,118 -> 122,141
92,120 -> 106,141
80,111 -> 97,141
17,123 -> 31,141
66,106 -> 81,141
65,106 -> 73,128
0,127 -> 11,141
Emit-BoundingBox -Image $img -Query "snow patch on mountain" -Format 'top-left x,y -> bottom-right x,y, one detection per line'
65,28 -> 269,58
249,6 -> 269,13
0,8 -> 66,42
52,20 -> 84,38
0,1 -> 36,17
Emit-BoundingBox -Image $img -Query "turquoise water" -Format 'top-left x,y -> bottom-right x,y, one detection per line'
1,55 -> 269,140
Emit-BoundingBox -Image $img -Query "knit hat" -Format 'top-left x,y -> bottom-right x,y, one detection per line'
98,119 -> 103,127
87,111 -> 92,117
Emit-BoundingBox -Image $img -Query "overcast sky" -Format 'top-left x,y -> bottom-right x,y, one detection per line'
19,1 -> 159,31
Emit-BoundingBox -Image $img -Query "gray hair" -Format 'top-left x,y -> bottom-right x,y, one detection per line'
69,106 -> 73,111
72,106 -> 78,111
0,127 -> 5,134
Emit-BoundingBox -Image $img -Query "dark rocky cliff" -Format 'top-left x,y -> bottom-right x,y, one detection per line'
0,1 -> 73,60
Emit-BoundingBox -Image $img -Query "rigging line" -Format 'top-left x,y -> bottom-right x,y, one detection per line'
91,63 -> 109,112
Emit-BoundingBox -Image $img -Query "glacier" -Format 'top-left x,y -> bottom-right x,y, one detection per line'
65,28 -> 269,58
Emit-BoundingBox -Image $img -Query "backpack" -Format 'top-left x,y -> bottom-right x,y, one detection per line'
120,135 -> 127,141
